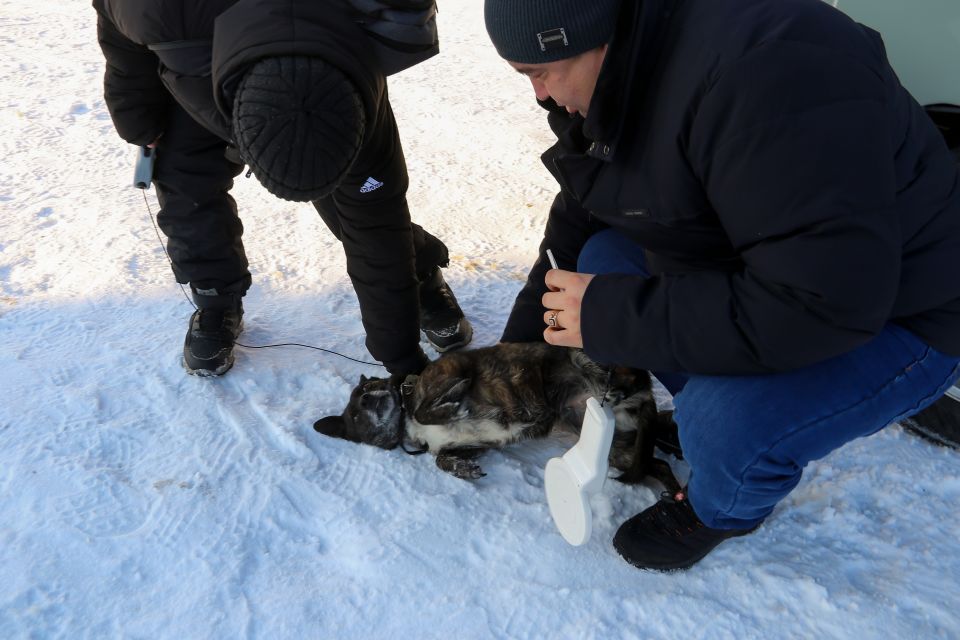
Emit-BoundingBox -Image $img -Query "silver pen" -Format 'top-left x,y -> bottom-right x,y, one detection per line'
546,249 -> 559,270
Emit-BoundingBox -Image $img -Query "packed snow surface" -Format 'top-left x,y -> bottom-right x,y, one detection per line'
0,1 -> 958,638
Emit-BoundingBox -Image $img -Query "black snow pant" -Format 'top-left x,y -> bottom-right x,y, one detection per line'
154,103 -> 250,295
312,197 -> 449,282
153,103 -> 449,298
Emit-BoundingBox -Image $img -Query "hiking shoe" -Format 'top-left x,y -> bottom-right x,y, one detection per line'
182,291 -> 243,376
419,267 -> 472,352
613,490 -> 758,571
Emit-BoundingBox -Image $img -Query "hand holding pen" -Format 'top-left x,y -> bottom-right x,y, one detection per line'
542,249 -> 594,349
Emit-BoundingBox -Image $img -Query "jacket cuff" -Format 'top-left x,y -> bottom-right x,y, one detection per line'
580,273 -> 652,368
383,347 -> 430,377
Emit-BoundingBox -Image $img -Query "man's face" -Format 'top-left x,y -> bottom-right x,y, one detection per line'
508,46 -> 608,117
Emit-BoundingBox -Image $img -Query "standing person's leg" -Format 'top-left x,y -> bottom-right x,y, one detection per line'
409,224 -> 472,352
312,197 -> 471,353
313,197 -> 449,280
153,103 -> 248,375
154,103 -> 249,296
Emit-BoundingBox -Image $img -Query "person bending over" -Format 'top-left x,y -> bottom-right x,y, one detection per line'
94,0 -> 472,377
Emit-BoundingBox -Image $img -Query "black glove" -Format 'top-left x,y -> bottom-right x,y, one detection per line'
384,346 -> 430,377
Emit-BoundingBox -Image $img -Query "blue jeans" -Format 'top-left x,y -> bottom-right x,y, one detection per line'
578,229 -> 960,529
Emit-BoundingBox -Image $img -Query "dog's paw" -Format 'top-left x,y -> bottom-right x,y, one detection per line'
436,455 -> 486,480
451,460 -> 486,481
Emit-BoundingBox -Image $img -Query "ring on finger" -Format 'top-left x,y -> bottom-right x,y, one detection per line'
547,310 -> 560,328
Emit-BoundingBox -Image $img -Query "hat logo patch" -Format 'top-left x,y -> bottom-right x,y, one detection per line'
537,28 -> 568,52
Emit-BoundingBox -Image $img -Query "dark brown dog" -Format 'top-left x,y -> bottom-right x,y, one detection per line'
315,342 -> 679,489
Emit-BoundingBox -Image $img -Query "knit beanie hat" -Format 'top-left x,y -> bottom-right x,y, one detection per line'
484,0 -> 621,64
232,56 -> 366,202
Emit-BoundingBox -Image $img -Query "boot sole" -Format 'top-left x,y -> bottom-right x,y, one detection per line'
183,355 -> 235,377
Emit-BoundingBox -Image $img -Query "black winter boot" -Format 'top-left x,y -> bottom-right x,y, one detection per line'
613,489 -> 759,571
182,289 -> 244,376
418,267 -> 472,352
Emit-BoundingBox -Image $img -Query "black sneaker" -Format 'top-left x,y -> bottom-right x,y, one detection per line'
419,267 -> 472,352
182,291 -> 243,376
902,384 -> 960,449
613,490 -> 758,571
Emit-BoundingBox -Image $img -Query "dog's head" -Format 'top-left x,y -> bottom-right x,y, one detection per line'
314,375 -> 406,449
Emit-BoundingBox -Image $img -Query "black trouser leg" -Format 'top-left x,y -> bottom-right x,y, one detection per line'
153,103 -> 250,294
312,196 -> 449,280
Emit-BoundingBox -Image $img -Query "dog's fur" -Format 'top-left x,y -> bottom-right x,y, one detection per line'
315,342 -> 679,489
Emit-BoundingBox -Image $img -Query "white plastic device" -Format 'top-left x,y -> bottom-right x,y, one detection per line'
544,396 -> 616,545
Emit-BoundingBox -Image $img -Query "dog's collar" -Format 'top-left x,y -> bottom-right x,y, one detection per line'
398,374 -> 429,455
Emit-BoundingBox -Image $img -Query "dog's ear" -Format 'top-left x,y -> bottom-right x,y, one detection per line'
314,415 -> 347,439
359,375 -> 369,385
417,377 -> 472,423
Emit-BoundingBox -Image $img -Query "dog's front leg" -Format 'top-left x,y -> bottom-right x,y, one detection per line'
612,399 -> 681,494
435,448 -> 487,480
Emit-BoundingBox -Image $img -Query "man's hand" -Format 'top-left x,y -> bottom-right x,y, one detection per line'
542,269 -> 594,348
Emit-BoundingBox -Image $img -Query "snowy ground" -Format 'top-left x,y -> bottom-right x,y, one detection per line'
1,1 -> 959,638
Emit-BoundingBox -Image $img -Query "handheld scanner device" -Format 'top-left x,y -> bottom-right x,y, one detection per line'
544,396 -> 616,545
133,146 -> 155,190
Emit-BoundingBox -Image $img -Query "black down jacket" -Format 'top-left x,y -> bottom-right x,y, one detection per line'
502,0 -> 960,375
93,0 -> 442,375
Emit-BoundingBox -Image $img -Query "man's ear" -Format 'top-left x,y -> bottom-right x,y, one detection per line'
416,377 -> 471,423
314,415 -> 347,439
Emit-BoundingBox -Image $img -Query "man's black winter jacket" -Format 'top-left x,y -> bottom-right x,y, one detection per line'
93,0 -> 440,374
503,0 -> 960,375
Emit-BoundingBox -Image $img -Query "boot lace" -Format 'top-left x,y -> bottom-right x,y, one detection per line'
193,307 -> 239,340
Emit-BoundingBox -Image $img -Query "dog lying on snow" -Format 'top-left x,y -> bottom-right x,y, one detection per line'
314,342 -> 680,491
